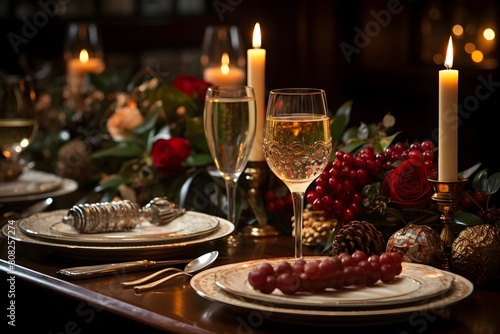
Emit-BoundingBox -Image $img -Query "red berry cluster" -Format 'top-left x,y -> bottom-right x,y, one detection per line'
461,191 -> 500,223
248,250 -> 403,295
265,190 -> 293,221
305,140 -> 437,222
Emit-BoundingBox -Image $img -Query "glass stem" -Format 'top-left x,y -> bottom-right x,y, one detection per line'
291,191 -> 304,258
225,179 -> 238,228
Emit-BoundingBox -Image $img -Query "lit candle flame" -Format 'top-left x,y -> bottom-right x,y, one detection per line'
79,49 -> 89,63
444,36 -> 453,69
252,23 -> 261,48
220,52 -> 230,75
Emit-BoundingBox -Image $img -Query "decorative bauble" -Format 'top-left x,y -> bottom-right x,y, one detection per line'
56,139 -> 98,186
386,223 -> 444,267
293,204 -> 337,246
451,224 -> 500,286
331,220 -> 385,256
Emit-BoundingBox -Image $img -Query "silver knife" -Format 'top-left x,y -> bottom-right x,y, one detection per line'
57,258 -> 193,280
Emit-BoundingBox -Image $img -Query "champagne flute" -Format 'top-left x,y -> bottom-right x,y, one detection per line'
203,85 -> 257,238
263,89 -> 332,258
0,75 -> 38,180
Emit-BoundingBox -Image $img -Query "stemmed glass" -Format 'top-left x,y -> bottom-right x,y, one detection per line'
203,86 -> 257,240
200,25 -> 246,85
0,75 -> 38,181
263,89 -> 332,258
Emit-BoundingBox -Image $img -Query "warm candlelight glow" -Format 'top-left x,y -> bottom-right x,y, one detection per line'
444,36 -> 453,69
252,23 -> 261,48
79,49 -> 89,63
220,53 -> 230,75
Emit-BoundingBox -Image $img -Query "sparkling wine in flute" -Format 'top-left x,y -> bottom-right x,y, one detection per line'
263,114 -> 332,193
0,119 -> 38,158
204,97 -> 256,179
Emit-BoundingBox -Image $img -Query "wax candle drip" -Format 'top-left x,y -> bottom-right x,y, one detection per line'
62,197 -> 186,233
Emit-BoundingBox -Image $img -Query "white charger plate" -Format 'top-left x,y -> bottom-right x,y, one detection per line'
0,170 -> 63,197
18,210 -> 219,246
2,214 -> 233,261
190,262 -> 473,326
214,259 -> 454,308
0,177 -> 78,203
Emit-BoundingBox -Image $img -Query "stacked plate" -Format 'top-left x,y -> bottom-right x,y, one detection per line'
3,209 -> 233,260
190,257 -> 474,326
0,170 -> 78,203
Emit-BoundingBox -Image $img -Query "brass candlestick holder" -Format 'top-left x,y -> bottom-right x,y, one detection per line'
241,161 -> 279,237
428,176 -> 468,270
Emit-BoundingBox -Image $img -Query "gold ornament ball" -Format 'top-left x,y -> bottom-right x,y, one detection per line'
386,223 -> 444,267
451,224 -> 500,286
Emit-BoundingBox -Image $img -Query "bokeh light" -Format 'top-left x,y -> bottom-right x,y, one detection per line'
433,53 -> 445,65
464,42 -> 476,54
453,24 -> 464,36
471,50 -> 484,62
483,28 -> 495,40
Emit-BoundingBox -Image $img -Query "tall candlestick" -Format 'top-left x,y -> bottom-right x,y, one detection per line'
438,36 -> 458,182
247,22 -> 266,161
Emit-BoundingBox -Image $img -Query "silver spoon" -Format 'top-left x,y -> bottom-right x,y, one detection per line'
121,250 -> 219,293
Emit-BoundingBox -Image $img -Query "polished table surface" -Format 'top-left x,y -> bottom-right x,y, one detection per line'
1,224 -> 499,334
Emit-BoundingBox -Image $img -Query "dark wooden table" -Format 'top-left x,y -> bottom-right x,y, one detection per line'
1,224 -> 499,334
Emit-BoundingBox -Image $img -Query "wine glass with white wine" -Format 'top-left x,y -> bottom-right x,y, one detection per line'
204,85 -> 256,242
263,88 -> 332,258
0,75 -> 38,181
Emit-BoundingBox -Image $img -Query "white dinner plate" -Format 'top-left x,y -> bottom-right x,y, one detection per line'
214,258 -> 454,308
0,170 -> 63,197
0,177 -> 78,203
18,210 -> 220,245
190,262 -> 473,326
2,213 -> 233,261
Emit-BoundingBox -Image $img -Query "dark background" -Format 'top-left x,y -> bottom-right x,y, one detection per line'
1,0 -> 499,174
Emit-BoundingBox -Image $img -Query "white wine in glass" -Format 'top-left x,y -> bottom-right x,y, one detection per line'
204,86 -> 256,235
0,75 -> 38,180
263,89 -> 332,258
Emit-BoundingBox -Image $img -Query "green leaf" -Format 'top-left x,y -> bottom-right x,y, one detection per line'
459,162 -> 481,179
376,131 -> 401,153
473,168 -> 489,193
454,210 -> 485,226
132,110 -> 159,135
487,171 -> 500,194
341,127 -> 360,144
88,67 -> 134,93
94,177 -> 130,191
154,83 -> 199,118
330,101 -> 351,143
92,142 -> 143,159
174,169 -> 203,206
185,116 -> 209,153
146,128 -> 156,155
154,124 -> 172,139
341,139 -> 369,153
186,153 -> 213,167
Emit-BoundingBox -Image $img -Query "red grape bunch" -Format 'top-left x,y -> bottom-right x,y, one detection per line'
305,140 -> 436,222
248,250 -> 403,295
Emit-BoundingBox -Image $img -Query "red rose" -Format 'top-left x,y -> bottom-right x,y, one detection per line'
172,75 -> 211,104
151,137 -> 191,176
382,159 -> 433,209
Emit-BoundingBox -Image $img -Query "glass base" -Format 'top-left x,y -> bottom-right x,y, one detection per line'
240,225 -> 280,237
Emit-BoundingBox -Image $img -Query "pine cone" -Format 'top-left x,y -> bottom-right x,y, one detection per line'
451,224 -> 500,286
292,205 -> 337,246
331,220 -> 385,256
